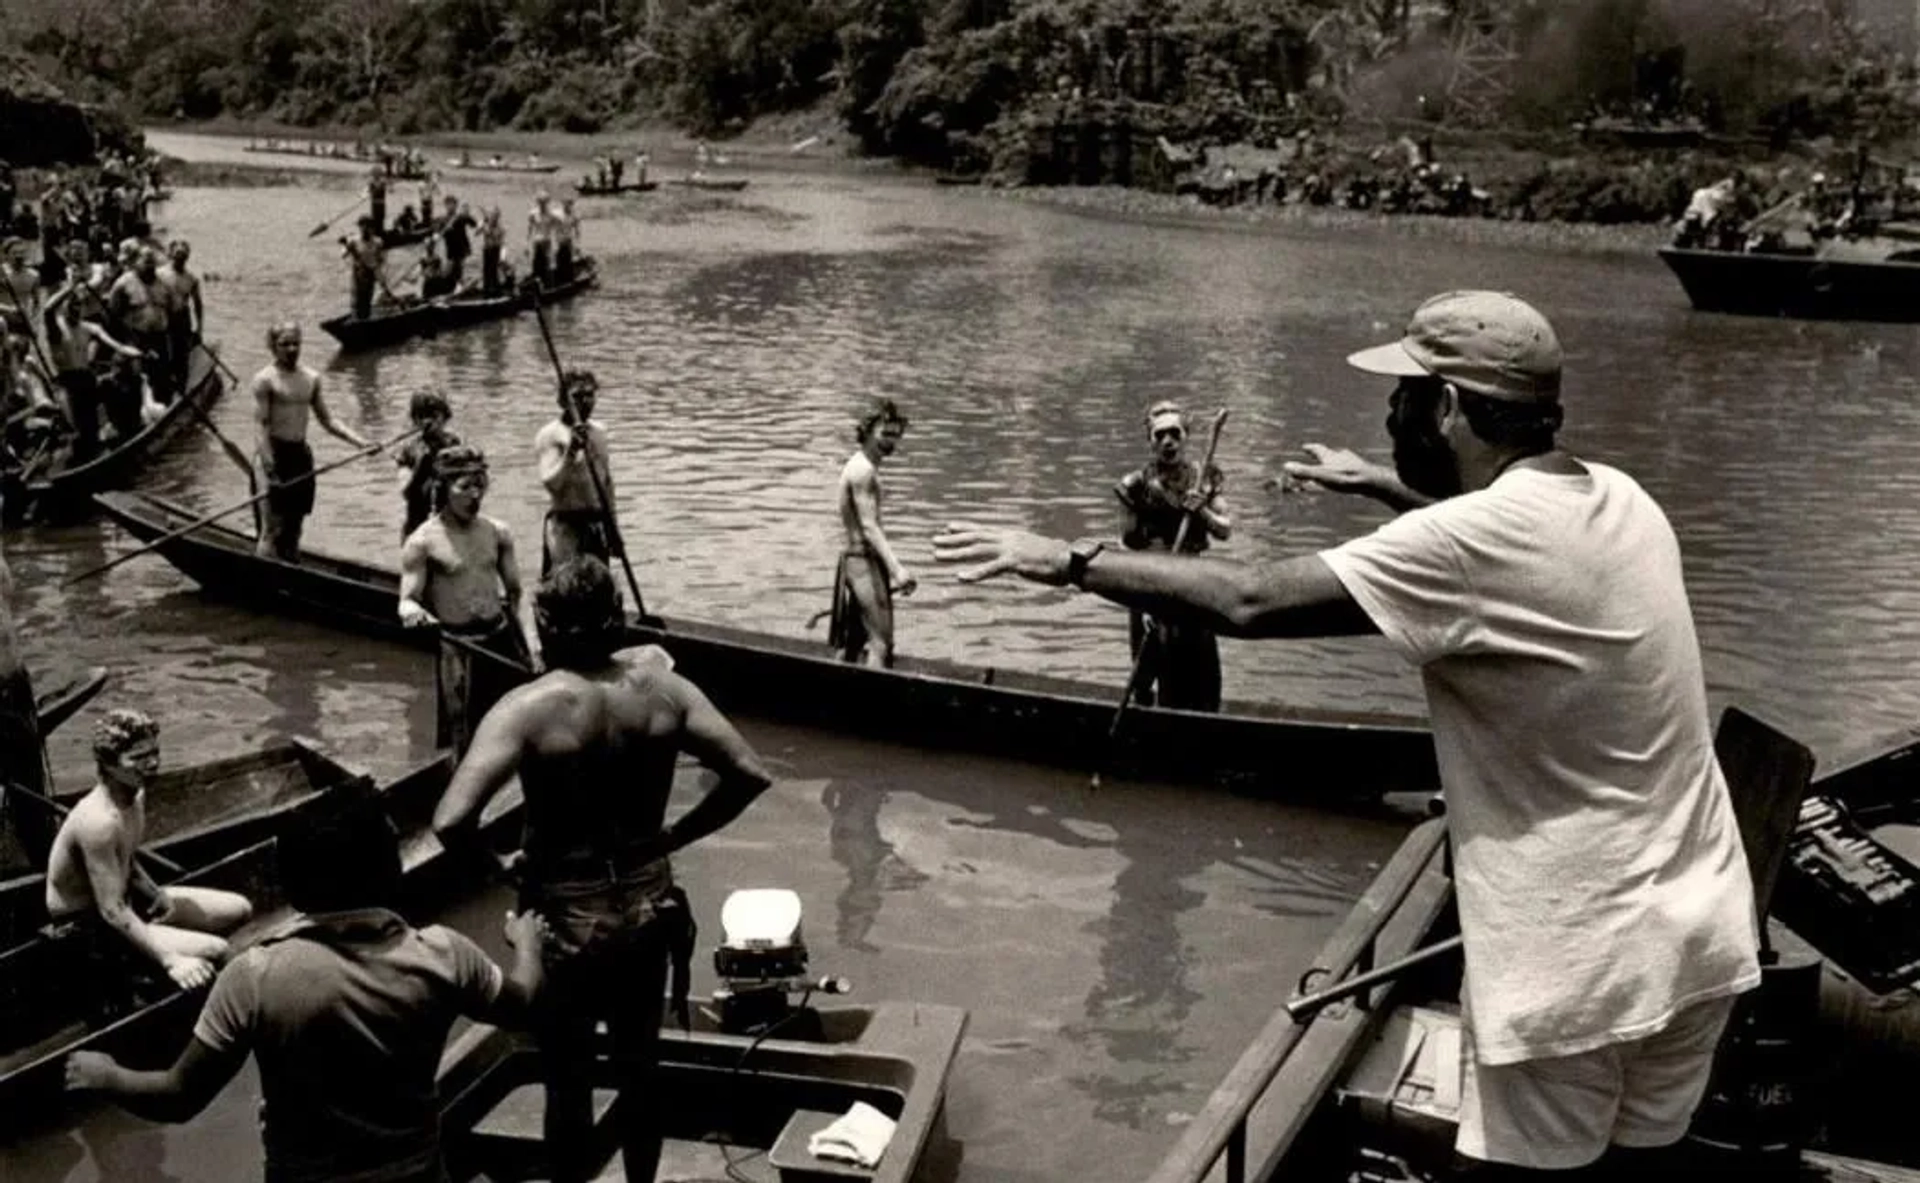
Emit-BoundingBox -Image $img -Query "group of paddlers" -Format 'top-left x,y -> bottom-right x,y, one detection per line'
342,176 -> 584,319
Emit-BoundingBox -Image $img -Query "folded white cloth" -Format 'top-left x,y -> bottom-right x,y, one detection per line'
807,1101 -> 897,1169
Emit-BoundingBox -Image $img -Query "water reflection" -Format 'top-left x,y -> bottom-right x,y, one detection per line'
820,778 -> 928,953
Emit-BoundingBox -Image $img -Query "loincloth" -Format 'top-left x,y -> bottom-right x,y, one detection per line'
435,615 -> 530,754
259,438 -> 316,519
828,551 -> 889,655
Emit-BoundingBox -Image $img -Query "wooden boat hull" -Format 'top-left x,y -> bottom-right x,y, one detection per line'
93,489 -> 1441,799
574,180 -> 659,196
444,159 -> 561,174
320,261 -> 596,351
1659,246 -> 1920,322
673,176 -> 750,191
379,225 -> 434,249
32,666 -> 107,735
437,999 -> 966,1183
0,750 -> 522,1122
0,740 -> 371,950
14,345 -> 222,520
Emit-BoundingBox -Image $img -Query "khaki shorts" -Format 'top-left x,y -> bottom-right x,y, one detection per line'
1457,994 -> 1738,1170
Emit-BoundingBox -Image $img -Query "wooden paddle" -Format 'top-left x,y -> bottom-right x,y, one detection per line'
3,778 -> 189,879
524,280 -> 652,622
308,192 -> 367,238
177,340 -> 259,495
63,424 -> 423,587
1091,407 -> 1229,790
1285,934 -> 1462,1021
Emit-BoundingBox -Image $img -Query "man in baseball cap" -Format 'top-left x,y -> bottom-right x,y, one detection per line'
932,290 -> 1759,1176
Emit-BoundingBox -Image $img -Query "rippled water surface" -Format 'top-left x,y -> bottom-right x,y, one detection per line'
8,130 -> 1920,1179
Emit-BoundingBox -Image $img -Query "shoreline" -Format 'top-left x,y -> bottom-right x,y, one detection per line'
153,122 -> 1671,258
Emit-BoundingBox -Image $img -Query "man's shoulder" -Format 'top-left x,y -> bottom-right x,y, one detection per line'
841,451 -> 875,481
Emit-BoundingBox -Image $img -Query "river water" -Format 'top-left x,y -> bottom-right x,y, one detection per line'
5,130 -> 1920,1179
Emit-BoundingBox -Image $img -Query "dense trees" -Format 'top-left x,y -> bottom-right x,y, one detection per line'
0,0 -> 1910,173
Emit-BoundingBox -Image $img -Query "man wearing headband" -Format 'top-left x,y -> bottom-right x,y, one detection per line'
45,709 -> 254,991
399,445 -> 536,756
434,556 -> 773,1183
830,398 -> 915,668
395,388 -> 462,540
934,291 -> 1759,1178
534,368 -> 619,577
250,321 -> 370,561
1113,400 -> 1232,711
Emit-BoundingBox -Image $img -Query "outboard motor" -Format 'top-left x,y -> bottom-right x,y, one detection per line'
708,889 -> 849,1035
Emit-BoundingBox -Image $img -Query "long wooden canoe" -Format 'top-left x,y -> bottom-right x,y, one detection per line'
574,179 -> 659,196
0,740 -> 370,949
32,665 -> 108,736
672,175 -> 750,192
93,489 -> 1442,799
0,750 -> 522,1121
319,259 -> 598,352
437,998 -> 966,1182
11,344 -> 222,522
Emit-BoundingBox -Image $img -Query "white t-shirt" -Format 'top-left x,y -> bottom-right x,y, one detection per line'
1321,462 -> 1760,1065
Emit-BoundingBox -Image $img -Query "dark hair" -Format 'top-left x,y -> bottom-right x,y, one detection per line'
409,388 -> 451,421
535,556 -> 624,668
278,795 -> 403,914
855,398 -> 908,443
1455,388 -> 1563,453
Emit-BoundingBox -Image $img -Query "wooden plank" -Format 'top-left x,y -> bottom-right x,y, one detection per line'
1715,706 -> 1817,915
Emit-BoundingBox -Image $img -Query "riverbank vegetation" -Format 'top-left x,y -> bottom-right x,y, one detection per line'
5,1 -> 1917,226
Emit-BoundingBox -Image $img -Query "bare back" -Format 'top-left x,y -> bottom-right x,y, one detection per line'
252,363 -> 320,443
513,648 -> 685,871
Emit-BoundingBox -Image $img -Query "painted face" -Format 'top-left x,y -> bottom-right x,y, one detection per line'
106,736 -> 162,791
1150,418 -> 1185,463
443,470 -> 488,514
1386,378 -> 1462,500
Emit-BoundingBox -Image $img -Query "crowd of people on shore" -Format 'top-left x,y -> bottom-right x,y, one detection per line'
1,151 -> 200,484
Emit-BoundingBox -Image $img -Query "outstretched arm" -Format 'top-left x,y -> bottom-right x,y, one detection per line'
933,525 -> 1377,639
307,375 -> 370,449
65,1037 -> 246,1123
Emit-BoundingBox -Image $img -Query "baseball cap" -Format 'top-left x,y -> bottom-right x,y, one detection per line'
1346,291 -> 1562,403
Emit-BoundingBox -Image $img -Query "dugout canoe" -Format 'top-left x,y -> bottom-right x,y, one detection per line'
380,224 -> 435,249
318,259 -> 596,352
10,345 -> 222,522
443,157 -> 561,175
0,749 -> 523,1122
0,740 -> 370,947
437,999 -> 966,1183
672,175 -> 750,192
92,488 -> 1441,799
32,665 -> 107,736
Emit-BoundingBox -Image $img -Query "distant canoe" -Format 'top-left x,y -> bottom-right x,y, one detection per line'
319,258 -> 598,351
672,175 -> 750,192
378,224 -> 434,249
443,158 -> 562,175
574,180 -> 659,196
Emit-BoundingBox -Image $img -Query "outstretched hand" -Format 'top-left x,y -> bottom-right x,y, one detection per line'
932,523 -> 1071,586
1276,444 -> 1392,497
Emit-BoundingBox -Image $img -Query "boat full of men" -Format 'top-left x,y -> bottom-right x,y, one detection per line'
30,285 -> 1795,1183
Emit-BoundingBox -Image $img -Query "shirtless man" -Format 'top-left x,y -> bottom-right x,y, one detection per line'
830,398 -> 915,667
45,709 -> 253,990
480,207 -> 507,296
251,321 -> 370,561
343,217 -> 386,321
157,240 -> 203,397
534,369 -> 618,577
45,270 -> 147,457
399,445 -> 536,755
433,556 -> 773,1183
554,197 -> 580,284
527,191 -> 556,287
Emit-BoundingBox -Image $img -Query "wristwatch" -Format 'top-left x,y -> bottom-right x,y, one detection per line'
1066,538 -> 1106,589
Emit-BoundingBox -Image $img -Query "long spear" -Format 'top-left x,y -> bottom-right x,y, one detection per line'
64,425 -> 422,586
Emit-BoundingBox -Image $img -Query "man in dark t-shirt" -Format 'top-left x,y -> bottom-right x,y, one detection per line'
66,797 -> 548,1183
